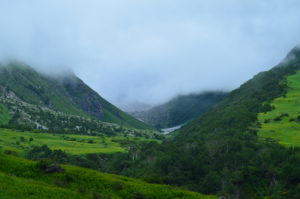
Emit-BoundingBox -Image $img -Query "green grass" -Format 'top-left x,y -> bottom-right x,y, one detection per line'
0,153 -> 216,199
0,128 -> 161,156
258,70 -> 300,147
0,128 -> 127,155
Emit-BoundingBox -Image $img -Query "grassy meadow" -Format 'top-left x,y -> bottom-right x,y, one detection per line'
0,128 -> 159,156
258,70 -> 300,147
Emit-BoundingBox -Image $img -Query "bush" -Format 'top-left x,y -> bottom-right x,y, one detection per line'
36,159 -> 64,173
93,192 -> 111,199
112,182 -> 123,191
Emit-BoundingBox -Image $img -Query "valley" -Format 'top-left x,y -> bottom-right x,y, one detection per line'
1,48 -> 300,198
1,50 -> 300,198
1,2 -> 300,198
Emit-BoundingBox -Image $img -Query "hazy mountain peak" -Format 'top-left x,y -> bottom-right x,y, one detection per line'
284,45 -> 300,62
0,63 -> 152,130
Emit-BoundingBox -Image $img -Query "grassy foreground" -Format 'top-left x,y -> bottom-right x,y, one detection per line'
0,153 -> 216,199
258,70 -> 300,147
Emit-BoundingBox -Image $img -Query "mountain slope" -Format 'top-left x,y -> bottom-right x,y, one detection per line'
0,62 -> 152,130
103,46 -> 300,199
130,91 -> 227,129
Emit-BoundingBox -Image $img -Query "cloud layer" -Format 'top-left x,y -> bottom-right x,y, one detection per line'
0,0 -> 300,110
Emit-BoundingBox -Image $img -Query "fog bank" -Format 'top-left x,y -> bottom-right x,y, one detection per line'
0,1 -> 300,110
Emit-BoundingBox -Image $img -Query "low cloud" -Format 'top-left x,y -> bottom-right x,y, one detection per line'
0,0 -> 300,110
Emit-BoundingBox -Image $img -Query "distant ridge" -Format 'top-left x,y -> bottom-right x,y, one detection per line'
129,91 -> 227,129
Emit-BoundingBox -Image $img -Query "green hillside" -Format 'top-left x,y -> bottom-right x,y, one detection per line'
0,153 -> 216,199
258,70 -> 300,147
0,62 -> 152,130
100,47 -> 300,199
130,92 -> 227,129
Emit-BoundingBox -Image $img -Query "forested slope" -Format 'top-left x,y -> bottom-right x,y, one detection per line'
130,92 -> 227,129
102,47 -> 300,199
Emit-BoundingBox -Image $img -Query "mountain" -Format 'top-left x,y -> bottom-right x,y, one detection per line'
102,46 -> 300,199
0,62 -> 152,130
130,92 -> 227,129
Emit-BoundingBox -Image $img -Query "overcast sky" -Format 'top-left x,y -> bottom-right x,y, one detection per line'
0,1 -> 300,110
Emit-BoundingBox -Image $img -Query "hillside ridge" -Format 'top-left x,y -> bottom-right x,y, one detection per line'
0,62 -> 152,130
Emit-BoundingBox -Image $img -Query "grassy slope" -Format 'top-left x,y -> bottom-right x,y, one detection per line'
0,153 -> 216,199
258,70 -> 300,147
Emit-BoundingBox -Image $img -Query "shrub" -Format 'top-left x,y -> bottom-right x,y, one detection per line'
20,136 -> 26,142
78,186 -> 86,193
36,159 -> 64,173
93,192 -> 111,199
132,192 -> 147,199
112,182 -> 123,191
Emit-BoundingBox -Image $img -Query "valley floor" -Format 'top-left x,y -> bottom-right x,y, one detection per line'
0,128 -> 160,156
